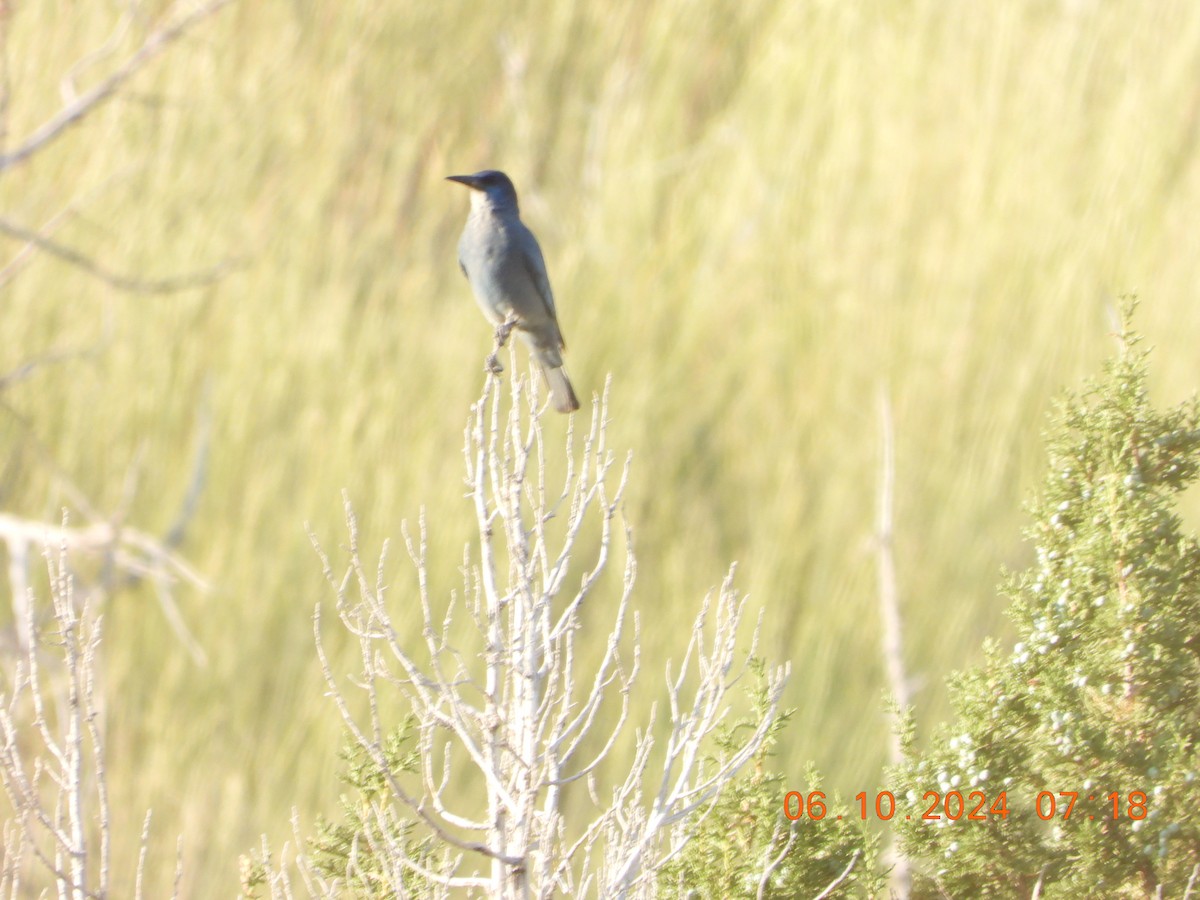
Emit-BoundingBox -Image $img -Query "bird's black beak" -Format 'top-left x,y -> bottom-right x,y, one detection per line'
446,174 -> 482,190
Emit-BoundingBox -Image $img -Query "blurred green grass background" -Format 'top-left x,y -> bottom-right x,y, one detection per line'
5,0 -> 1200,893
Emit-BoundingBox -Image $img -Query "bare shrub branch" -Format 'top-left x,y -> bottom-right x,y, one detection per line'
0,217 -> 239,294
0,529 -> 174,898
0,0 -> 235,174
0,511 -> 208,661
1,0 -> 233,663
265,367 -> 788,898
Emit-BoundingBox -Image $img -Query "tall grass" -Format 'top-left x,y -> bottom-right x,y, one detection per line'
4,0 -> 1200,893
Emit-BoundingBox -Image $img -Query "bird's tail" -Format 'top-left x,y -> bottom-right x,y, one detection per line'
541,363 -> 580,413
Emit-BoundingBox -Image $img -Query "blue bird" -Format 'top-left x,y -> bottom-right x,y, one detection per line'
447,170 -> 580,413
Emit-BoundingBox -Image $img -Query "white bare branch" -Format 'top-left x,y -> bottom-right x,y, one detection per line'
0,531 -> 176,897
0,0 -> 235,174
814,850 -> 862,900
0,513 -> 208,661
278,366 -> 788,897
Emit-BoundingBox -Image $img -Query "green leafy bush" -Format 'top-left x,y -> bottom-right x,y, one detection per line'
897,303 -> 1200,897
660,665 -> 882,898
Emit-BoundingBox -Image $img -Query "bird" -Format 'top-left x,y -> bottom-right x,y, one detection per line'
446,169 -> 580,413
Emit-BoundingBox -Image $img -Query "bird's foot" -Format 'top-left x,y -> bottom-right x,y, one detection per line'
486,314 -> 518,374
493,314 -> 518,349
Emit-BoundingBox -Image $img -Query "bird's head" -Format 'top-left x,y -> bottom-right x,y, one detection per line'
446,169 -> 520,213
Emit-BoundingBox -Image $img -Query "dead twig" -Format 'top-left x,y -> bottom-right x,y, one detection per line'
0,217 -> 240,294
0,0 -> 236,174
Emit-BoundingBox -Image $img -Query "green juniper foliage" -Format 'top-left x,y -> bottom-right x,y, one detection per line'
661,663 -> 882,898
896,303 -> 1200,897
291,667 -> 881,898
309,719 -> 434,896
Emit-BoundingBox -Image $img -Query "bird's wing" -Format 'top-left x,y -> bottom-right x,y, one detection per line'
519,229 -> 558,323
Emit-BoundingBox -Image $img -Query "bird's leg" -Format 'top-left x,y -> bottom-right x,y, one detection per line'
495,313 -> 518,347
485,313 -> 519,375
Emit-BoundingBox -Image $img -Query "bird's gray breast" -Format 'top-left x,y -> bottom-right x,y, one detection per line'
459,214 -> 545,327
